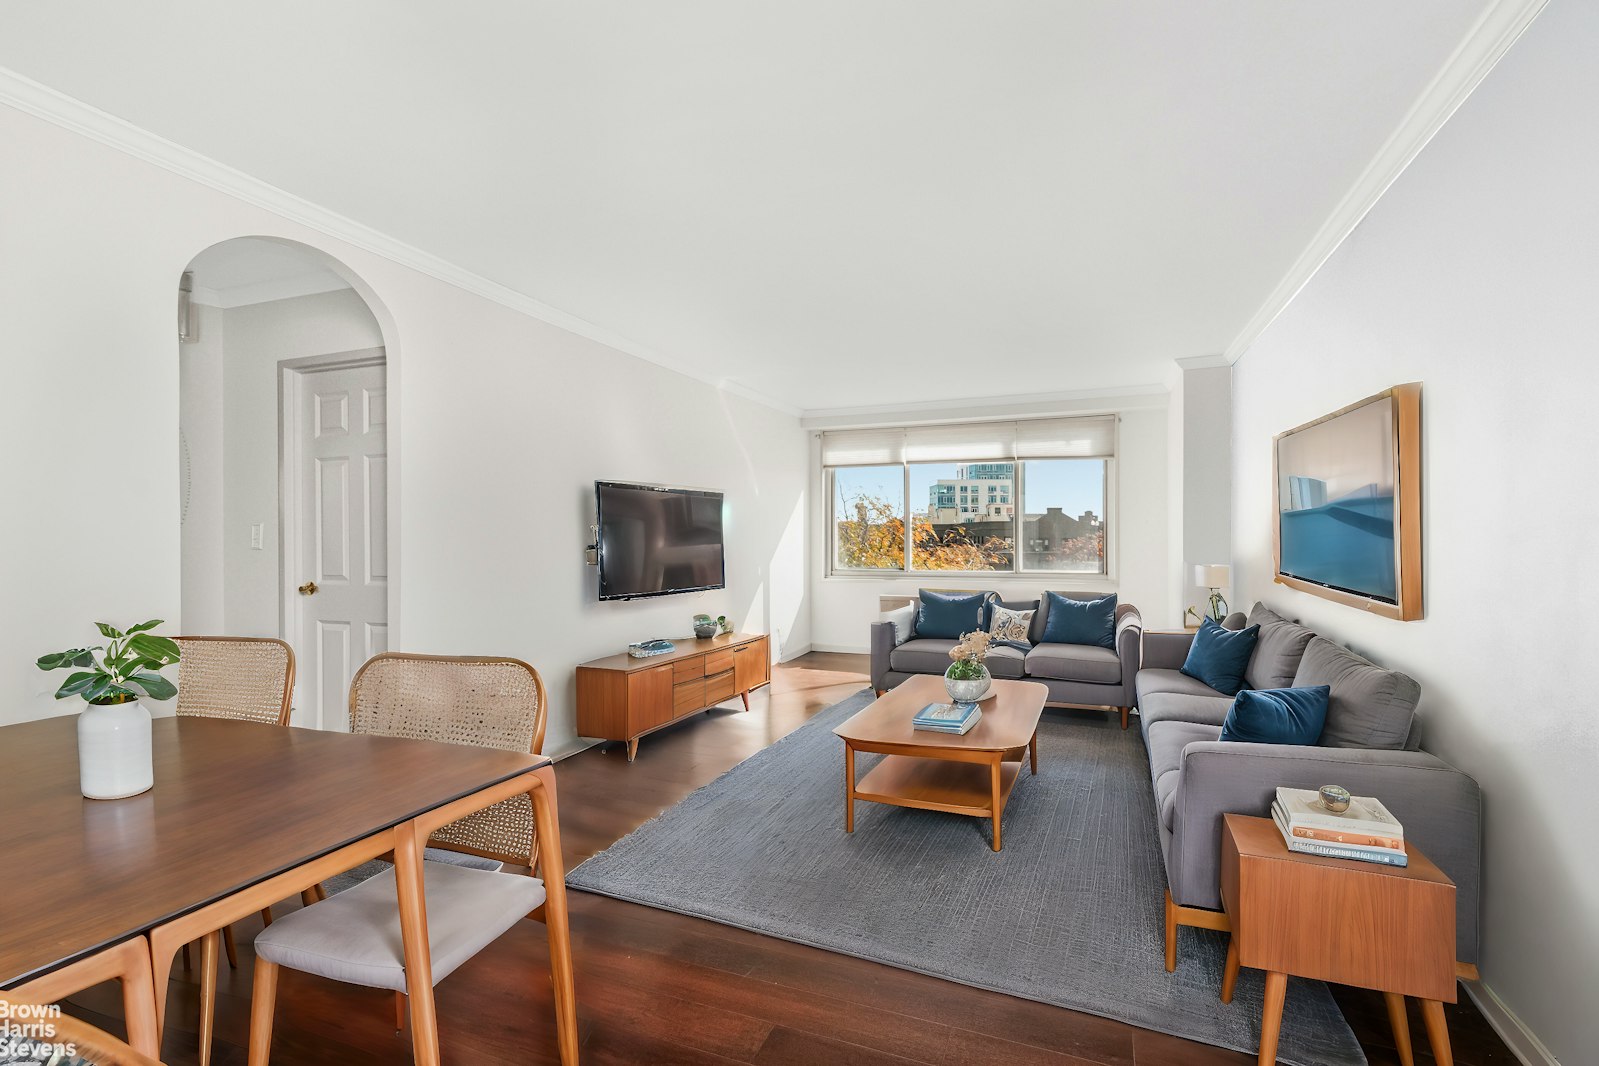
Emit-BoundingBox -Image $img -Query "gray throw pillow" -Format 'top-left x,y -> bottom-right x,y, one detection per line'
1243,602 -> 1317,690
1292,636 -> 1420,749
883,604 -> 916,646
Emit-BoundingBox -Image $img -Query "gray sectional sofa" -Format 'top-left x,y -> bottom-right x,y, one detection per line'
1138,603 -> 1483,971
870,591 -> 1143,729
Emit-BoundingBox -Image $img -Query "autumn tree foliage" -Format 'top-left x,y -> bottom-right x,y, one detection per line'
835,493 -> 1105,572
835,495 -> 1011,571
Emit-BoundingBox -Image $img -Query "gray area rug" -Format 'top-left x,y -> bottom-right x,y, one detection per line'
566,689 -> 1366,1066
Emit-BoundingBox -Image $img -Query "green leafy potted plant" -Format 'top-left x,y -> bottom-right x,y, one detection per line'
944,630 -> 993,702
37,620 -> 180,799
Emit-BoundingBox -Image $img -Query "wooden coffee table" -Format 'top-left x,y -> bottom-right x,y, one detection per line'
834,675 -> 1048,852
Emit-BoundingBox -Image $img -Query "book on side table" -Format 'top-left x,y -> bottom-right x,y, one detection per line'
1271,786 -> 1407,867
912,701 -> 982,735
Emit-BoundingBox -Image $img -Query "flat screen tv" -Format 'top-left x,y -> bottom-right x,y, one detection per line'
596,481 -> 726,601
1274,383 -> 1422,620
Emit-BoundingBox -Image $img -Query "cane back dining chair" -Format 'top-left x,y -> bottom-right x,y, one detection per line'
173,636 -> 298,1066
0,992 -> 167,1066
245,653 -> 558,1062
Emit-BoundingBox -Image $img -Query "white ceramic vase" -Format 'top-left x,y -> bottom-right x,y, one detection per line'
944,663 -> 992,703
78,699 -> 154,800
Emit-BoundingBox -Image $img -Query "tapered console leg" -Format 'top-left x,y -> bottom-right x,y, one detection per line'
626,738 -> 639,762
1258,971 -> 1287,1066
1384,992 -> 1415,1066
1420,1000 -> 1453,1066
1221,936 -> 1240,1003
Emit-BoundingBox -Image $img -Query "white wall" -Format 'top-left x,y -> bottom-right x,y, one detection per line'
1,101 -> 810,759
1176,365 -> 1233,620
806,398 -> 1171,651
178,302 -> 226,633
218,289 -> 384,636
1231,2 -> 1595,1059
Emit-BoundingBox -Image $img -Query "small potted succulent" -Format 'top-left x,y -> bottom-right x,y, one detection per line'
37,620 -> 180,799
717,615 -> 732,635
945,629 -> 993,702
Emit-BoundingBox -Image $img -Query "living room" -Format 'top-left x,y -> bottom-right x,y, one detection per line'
1,3 -> 1591,1066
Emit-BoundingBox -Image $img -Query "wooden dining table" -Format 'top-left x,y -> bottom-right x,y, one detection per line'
0,714 -> 578,1065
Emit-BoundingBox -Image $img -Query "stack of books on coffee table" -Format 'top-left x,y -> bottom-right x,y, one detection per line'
1271,786 -> 1408,867
911,701 -> 982,735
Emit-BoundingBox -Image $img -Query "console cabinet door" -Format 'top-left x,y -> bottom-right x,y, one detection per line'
628,664 -> 676,733
734,638 -> 769,693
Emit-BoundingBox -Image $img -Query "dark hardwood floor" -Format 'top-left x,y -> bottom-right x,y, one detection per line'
65,651 -> 1513,1064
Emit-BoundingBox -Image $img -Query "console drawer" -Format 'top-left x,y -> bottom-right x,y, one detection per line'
704,669 -> 736,705
704,648 -> 735,676
673,655 -> 705,682
673,679 -> 706,715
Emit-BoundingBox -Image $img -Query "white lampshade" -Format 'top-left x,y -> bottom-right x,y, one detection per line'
1194,564 -> 1230,589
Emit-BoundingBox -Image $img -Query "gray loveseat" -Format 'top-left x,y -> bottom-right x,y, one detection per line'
870,591 -> 1143,729
1138,603 -> 1483,971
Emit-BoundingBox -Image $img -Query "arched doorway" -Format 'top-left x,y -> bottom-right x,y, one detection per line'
178,236 -> 397,729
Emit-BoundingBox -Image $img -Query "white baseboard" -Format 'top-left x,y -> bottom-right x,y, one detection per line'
777,642 -> 813,662
547,737 -> 603,762
1462,979 -> 1562,1066
809,642 -> 870,655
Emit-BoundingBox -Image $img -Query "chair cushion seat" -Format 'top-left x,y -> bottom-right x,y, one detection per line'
422,847 -> 504,873
1135,668 -> 1230,703
1024,643 -> 1121,684
255,861 -> 545,992
984,645 -> 1027,680
888,638 -> 958,675
1145,720 -> 1222,830
1137,690 -> 1234,733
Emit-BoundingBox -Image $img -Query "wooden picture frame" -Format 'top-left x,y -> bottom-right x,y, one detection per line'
1272,383 -> 1422,621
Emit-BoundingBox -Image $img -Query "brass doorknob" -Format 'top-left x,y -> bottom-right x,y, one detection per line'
298,581 -> 319,596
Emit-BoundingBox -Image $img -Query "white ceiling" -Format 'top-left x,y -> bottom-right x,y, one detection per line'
0,2 -> 1497,412
185,237 -> 350,308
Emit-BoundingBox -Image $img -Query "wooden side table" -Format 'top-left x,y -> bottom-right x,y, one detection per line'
1220,814 -> 1457,1066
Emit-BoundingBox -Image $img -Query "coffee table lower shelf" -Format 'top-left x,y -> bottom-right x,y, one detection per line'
848,752 -> 1027,851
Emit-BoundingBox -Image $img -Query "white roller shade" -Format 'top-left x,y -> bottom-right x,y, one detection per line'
1014,416 -> 1117,459
818,428 -> 905,466
823,416 -> 1115,466
903,421 -> 1016,463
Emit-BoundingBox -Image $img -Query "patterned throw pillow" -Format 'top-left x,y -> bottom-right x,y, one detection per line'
987,605 -> 1035,646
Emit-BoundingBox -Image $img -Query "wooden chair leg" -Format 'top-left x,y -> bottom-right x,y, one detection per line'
300,888 -> 319,908
530,765 -> 579,1066
394,990 -> 407,1033
1163,891 -> 1178,973
222,924 -> 239,969
200,930 -> 220,1066
1119,706 -> 1129,730
1384,992 -> 1415,1066
260,906 -> 274,927
247,958 -> 279,1066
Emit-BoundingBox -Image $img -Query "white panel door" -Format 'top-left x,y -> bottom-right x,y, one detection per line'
295,360 -> 387,729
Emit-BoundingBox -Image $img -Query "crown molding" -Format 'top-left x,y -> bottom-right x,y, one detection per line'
1174,354 -> 1230,370
0,65 -> 801,416
1224,0 -> 1550,364
800,382 -> 1167,429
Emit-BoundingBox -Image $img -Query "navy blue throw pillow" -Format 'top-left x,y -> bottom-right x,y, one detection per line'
1179,618 -> 1260,696
1039,592 -> 1117,649
916,590 -> 989,640
1219,686 -> 1331,745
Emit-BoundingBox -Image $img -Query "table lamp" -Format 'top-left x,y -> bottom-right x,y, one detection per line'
1194,564 -> 1231,621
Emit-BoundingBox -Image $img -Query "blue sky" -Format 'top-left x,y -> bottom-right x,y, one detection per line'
834,461 -> 1104,517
